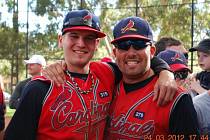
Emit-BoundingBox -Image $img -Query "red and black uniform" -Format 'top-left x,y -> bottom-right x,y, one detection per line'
105,75 -> 200,140
4,57 -> 170,140
5,62 -> 114,140
37,62 -> 114,140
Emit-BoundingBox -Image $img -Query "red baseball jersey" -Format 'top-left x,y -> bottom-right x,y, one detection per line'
0,87 -> 3,105
35,62 -> 115,140
0,85 -> 5,131
105,76 -> 184,140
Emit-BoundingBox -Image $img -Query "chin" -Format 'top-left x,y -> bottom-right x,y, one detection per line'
126,71 -> 141,76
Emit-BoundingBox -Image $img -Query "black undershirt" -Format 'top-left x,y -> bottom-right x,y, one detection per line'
123,75 -> 156,93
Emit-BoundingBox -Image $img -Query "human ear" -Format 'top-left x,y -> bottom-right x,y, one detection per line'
58,34 -> 63,48
150,45 -> 156,59
95,39 -> 100,51
113,48 -> 117,58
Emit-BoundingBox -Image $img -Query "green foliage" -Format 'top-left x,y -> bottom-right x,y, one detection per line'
5,0 -> 14,13
1,0 -> 210,83
6,105 -> 15,117
36,0 -> 51,15
0,60 -> 11,76
141,2 -> 192,49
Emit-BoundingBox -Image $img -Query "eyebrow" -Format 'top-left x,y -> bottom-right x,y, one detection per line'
67,32 -> 77,35
67,32 -> 97,38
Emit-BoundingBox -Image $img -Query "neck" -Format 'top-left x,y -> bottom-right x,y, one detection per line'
31,72 -> 41,77
123,69 -> 155,84
67,63 -> 90,74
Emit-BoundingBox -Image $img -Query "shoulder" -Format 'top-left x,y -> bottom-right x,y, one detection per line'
32,76 -> 51,82
171,89 -> 193,110
90,61 -> 115,76
23,79 -> 51,98
170,89 -> 196,116
21,79 -> 51,105
25,79 -> 51,91
193,92 -> 210,107
196,71 -> 208,78
173,88 -> 189,101
22,78 -> 31,82
90,61 -> 112,69
17,78 -> 31,86
193,91 -> 210,101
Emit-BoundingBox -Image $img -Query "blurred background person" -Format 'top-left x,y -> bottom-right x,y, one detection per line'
188,38 -> 210,94
0,82 -> 5,140
9,55 -> 46,109
155,37 -> 188,60
189,38 -> 210,137
193,90 -> 210,138
0,82 -> 5,131
157,50 -> 197,97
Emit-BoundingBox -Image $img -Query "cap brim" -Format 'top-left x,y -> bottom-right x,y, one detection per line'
170,64 -> 192,73
24,60 -> 41,65
189,46 -> 210,53
111,34 -> 151,44
24,60 -> 31,64
63,26 -> 106,38
189,46 -> 200,52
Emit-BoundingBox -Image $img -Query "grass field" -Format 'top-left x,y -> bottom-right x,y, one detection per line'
5,105 -> 15,117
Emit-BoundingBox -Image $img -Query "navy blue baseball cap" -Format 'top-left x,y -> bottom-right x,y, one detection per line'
111,17 -> 153,44
62,9 -> 106,38
157,50 -> 191,72
189,38 -> 210,54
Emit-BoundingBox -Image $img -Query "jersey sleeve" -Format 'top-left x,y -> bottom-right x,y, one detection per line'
9,81 -> 23,109
107,62 -> 122,84
151,56 -> 171,74
169,94 -> 200,139
4,80 -> 50,140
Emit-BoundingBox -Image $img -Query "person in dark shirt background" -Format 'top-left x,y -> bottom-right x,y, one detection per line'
9,55 -> 46,109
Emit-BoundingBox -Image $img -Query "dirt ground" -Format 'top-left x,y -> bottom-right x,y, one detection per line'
0,116 -> 12,140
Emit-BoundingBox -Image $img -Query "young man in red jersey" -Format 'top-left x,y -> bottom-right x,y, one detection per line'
105,16 -> 199,139
5,10 -> 176,140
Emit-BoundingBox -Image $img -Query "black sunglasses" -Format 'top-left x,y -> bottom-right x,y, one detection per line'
174,70 -> 189,80
113,40 -> 151,51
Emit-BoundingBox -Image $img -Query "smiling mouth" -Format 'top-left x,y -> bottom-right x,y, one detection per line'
126,61 -> 139,66
74,50 -> 87,54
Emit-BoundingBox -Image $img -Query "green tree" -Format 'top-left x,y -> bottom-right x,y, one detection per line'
1,0 -> 210,88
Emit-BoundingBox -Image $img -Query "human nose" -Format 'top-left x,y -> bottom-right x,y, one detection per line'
127,46 -> 137,53
198,55 -> 203,62
77,37 -> 86,48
